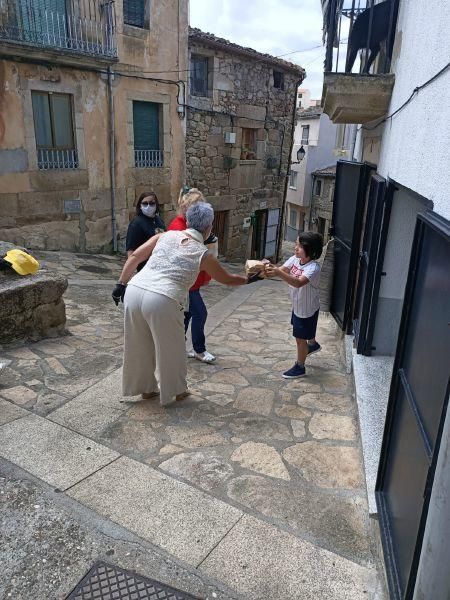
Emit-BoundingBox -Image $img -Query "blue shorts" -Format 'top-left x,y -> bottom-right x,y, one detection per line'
291,310 -> 319,340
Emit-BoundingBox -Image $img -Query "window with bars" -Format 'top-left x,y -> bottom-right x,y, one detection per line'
301,125 -> 310,145
31,91 -> 78,169
289,207 -> 298,229
123,0 -> 146,28
273,70 -> 284,90
190,55 -> 209,97
289,170 -> 298,189
132,100 -> 163,168
314,178 -> 322,196
240,128 -> 257,160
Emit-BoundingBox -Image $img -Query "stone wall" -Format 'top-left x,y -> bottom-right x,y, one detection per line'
186,39 -> 302,260
0,0 -> 188,253
0,242 -> 67,342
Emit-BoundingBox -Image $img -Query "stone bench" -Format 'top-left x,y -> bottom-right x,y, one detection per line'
0,243 -> 68,344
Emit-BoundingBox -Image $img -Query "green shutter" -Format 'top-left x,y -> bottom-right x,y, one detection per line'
51,94 -> 74,148
31,92 -> 52,147
133,101 -> 160,150
123,0 -> 145,28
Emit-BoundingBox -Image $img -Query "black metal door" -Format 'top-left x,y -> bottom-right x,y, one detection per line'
251,209 -> 267,259
376,212 -> 450,600
330,160 -> 374,333
353,174 -> 392,355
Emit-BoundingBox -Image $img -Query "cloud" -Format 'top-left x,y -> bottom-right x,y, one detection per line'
190,0 -> 325,98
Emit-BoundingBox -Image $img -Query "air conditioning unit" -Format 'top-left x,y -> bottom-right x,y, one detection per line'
224,132 -> 236,144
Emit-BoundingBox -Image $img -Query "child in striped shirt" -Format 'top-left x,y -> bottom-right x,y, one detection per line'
265,232 -> 323,379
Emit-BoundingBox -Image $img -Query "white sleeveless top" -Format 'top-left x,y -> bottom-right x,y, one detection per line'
128,231 -> 208,307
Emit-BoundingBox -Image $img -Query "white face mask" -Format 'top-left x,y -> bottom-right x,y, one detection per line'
141,204 -> 157,218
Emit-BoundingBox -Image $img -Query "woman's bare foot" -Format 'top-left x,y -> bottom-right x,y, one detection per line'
141,392 -> 159,400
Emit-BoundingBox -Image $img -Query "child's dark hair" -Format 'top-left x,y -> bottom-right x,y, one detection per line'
297,231 -> 323,260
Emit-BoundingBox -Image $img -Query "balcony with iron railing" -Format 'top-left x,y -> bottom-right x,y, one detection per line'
0,0 -> 117,64
37,148 -> 79,170
321,0 -> 399,124
134,149 -> 164,169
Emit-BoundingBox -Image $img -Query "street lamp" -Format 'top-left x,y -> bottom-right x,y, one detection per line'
291,145 -> 306,164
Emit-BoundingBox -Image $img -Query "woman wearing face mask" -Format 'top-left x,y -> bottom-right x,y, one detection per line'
126,192 -> 166,272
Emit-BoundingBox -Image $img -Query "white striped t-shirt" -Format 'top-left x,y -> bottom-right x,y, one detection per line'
283,256 -> 321,318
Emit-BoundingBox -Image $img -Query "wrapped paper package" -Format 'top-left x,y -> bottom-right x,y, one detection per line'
245,259 -> 268,278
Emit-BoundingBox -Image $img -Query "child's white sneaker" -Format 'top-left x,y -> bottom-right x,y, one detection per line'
194,351 -> 216,363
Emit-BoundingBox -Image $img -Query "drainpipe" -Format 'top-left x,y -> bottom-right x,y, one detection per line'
350,123 -> 358,161
276,77 -> 303,263
107,65 -> 118,252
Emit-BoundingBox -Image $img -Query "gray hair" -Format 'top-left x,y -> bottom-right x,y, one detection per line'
186,202 -> 214,233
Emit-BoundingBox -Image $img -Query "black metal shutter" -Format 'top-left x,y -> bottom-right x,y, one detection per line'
376,211 -> 450,599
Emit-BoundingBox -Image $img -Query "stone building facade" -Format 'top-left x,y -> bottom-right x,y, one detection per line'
0,0 -> 188,252
187,28 -> 304,260
310,165 -> 336,243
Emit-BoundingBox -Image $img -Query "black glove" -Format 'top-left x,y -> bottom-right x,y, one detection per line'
247,271 -> 264,284
0,257 -> 12,271
112,283 -> 126,306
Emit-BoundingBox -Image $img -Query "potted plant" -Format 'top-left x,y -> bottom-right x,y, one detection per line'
241,147 -> 250,160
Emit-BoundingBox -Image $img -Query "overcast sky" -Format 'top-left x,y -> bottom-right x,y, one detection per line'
189,0 -> 325,98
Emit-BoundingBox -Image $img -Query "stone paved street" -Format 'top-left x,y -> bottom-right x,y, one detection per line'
0,251 -> 385,599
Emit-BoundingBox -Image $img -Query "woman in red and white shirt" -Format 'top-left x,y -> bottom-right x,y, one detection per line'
168,188 -> 216,363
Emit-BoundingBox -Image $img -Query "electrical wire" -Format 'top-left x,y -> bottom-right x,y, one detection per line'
362,61 -> 450,131
127,40 -> 348,76
129,44 -> 322,75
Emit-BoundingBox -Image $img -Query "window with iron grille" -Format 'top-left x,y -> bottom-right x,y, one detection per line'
289,170 -> 297,189
289,206 -> 298,228
314,178 -> 322,196
190,55 -> 209,97
301,125 -> 310,145
273,70 -> 284,90
133,100 -> 163,168
31,91 -> 78,169
240,128 -> 257,160
123,0 -> 145,28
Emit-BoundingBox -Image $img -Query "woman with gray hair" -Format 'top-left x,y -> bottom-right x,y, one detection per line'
112,203 -> 260,406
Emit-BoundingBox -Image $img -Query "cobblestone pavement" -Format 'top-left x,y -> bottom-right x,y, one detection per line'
0,252 -> 238,416
0,251 -> 385,600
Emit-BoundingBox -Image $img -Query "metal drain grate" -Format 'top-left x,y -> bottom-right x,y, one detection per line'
65,561 -> 200,600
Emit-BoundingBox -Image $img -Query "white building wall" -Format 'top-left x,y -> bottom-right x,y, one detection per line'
286,116 -> 321,208
376,0 -> 450,218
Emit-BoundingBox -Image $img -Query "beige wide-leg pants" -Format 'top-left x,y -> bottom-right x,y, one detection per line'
122,285 -> 187,406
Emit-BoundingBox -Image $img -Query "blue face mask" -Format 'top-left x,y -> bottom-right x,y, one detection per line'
141,204 -> 157,218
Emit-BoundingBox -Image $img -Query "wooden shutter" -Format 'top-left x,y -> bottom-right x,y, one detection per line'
133,101 -> 160,150
190,56 -> 208,96
31,92 -> 53,148
51,94 -> 74,149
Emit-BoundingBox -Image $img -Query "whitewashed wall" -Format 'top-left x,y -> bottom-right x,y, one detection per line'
377,0 -> 450,218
